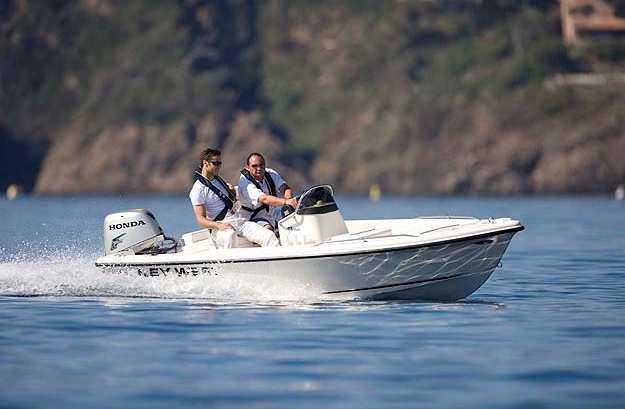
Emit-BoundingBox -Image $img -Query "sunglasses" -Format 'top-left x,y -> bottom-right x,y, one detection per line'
251,163 -> 266,169
208,161 -> 223,166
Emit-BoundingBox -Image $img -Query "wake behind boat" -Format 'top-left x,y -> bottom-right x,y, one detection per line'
95,185 -> 524,301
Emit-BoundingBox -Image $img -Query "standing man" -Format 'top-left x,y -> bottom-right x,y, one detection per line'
189,148 -> 279,248
238,152 -> 298,231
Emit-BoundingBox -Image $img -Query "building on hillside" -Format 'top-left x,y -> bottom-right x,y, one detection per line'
560,0 -> 625,44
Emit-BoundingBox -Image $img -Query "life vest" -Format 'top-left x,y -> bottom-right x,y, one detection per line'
194,171 -> 236,221
240,168 -> 277,221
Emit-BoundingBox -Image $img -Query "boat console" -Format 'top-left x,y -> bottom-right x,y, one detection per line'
278,185 -> 348,245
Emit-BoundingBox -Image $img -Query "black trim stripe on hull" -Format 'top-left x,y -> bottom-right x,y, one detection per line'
96,225 -> 524,267
322,272 -> 471,295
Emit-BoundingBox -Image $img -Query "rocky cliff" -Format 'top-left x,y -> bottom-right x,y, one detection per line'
2,0 -> 625,196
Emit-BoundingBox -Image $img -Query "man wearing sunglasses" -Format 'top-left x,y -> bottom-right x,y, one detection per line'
189,148 -> 279,248
238,152 -> 298,232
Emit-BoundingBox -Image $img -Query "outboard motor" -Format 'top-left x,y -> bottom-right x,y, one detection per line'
278,185 -> 348,245
103,209 -> 170,255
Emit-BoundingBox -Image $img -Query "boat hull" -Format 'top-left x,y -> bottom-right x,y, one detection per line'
96,228 -> 520,301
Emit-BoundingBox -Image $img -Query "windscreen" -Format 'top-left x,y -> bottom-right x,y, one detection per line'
296,185 -> 339,215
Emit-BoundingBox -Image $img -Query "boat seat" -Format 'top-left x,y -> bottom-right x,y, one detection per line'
181,228 -> 259,250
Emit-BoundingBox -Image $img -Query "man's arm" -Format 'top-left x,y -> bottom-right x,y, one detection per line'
279,183 -> 293,200
258,184 -> 297,208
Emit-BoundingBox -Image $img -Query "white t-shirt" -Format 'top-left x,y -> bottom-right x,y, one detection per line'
238,168 -> 287,210
189,178 -> 236,221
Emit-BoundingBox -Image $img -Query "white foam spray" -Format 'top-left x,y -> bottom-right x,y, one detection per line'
0,248 -> 323,302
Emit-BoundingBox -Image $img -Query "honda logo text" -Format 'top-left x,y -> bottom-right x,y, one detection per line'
108,220 -> 146,230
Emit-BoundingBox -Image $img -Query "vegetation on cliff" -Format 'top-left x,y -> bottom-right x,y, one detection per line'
1,0 -> 624,195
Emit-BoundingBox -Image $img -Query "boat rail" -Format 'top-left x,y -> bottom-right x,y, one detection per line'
415,215 -> 478,220
314,233 -> 420,246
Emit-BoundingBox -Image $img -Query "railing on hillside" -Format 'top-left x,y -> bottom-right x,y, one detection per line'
544,73 -> 625,88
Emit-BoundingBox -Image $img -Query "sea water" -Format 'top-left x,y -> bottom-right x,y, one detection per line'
1,195 -> 624,409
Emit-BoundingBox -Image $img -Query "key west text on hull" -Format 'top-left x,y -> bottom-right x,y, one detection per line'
96,186 -> 523,301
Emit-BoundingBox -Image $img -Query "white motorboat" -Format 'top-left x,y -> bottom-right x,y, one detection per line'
95,185 -> 524,301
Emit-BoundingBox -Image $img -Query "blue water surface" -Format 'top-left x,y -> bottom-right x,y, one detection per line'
1,195 -> 624,409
